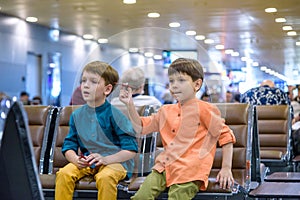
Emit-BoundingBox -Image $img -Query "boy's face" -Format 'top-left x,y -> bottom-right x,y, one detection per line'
168,72 -> 202,104
80,71 -> 112,107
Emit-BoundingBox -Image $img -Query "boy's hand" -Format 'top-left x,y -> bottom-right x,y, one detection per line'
216,167 -> 234,190
87,153 -> 106,167
77,155 -> 90,169
119,83 -> 133,105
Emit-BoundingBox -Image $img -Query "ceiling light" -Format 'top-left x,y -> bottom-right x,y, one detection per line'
296,41 -> 300,46
123,0 -> 136,4
282,26 -> 293,31
25,17 -> 38,23
97,38 -> 108,43
224,49 -> 233,54
204,39 -> 214,44
153,55 -> 162,60
252,62 -> 259,67
260,66 -> 267,71
241,57 -> 248,61
265,8 -> 277,13
128,48 -> 139,53
287,31 -> 297,36
231,52 -> 239,57
82,34 -> 94,40
185,30 -> 196,36
144,52 -> 153,57
169,22 -> 180,28
275,18 -> 286,23
215,44 -> 224,50
147,12 -> 160,18
195,35 -> 205,40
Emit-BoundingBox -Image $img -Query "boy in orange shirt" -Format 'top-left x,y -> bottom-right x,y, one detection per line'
119,58 -> 236,199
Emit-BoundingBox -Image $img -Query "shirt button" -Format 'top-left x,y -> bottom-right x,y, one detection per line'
166,157 -> 169,161
198,122 -> 200,125
178,114 -> 180,117
170,142 -> 174,145
172,129 -> 175,132
162,162 -> 166,165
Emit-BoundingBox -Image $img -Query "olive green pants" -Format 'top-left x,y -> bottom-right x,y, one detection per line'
131,170 -> 199,200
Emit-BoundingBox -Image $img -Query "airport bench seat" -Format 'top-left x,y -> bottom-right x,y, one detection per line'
23,103 -> 260,199
40,104 -> 157,196
256,105 -> 294,172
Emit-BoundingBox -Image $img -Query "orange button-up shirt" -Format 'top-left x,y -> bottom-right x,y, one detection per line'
140,98 -> 236,190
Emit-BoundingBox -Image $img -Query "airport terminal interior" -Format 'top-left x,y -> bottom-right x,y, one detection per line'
1,0 -> 300,199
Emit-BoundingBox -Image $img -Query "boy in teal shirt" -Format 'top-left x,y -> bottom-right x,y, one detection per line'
55,61 -> 138,200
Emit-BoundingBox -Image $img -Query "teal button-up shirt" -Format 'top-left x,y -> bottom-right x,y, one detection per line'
62,100 -> 138,177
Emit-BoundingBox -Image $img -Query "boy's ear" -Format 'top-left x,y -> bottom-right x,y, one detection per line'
104,84 -> 113,96
195,79 -> 203,91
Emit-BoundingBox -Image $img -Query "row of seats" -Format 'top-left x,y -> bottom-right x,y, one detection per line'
22,103 -> 295,199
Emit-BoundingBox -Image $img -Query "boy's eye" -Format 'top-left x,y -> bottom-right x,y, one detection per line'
81,79 -> 86,83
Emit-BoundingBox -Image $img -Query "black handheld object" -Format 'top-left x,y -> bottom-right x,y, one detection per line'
81,148 -> 96,169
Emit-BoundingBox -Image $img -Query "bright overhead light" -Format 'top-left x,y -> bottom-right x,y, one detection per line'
169,22 -> 180,28
128,48 -> 139,53
144,52 -> 153,57
265,8 -> 277,13
147,12 -> 160,18
231,52 -> 239,57
241,57 -> 248,61
123,0 -> 136,4
252,62 -> 259,67
296,41 -> 300,46
215,44 -> 224,50
153,55 -> 162,60
204,39 -> 214,44
282,26 -> 293,31
275,18 -> 286,23
82,34 -> 94,40
195,35 -> 205,40
26,17 -> 38,22
97,38 -> 108,43
260,66 -> 267,71
224,49 -> 233,54
287,31 -> 297,36
185,30 -> 196,36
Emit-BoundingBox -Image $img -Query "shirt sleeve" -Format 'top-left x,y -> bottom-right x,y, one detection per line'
200,104 -> 236,146
111,109 -> 138,152
61,114 -> 79,155
218,123 -> 236,146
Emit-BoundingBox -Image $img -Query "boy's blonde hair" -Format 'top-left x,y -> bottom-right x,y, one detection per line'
168,58 -> 204,81
82,61 -> 119,95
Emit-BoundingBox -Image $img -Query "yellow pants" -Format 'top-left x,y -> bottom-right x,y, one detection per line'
55,163 -> 126,200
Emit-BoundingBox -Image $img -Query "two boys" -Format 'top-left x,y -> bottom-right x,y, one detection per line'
55,58 -> 235,200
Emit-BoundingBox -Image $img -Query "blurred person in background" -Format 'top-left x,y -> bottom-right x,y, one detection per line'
20,91 -> 31,105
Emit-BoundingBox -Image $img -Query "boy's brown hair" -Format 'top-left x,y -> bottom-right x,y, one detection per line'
168,58 -> 204,81
82,61 -> 119,95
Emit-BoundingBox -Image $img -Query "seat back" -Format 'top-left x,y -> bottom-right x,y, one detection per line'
23,105 -> 54,174
114,104 -> 158,176
256,105 -> 293,163
210,103 -> 256,192
49,105 -> 81,174
0,102 -> 44,200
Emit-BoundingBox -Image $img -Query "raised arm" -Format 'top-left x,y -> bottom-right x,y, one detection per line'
119,85 -> 142,134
